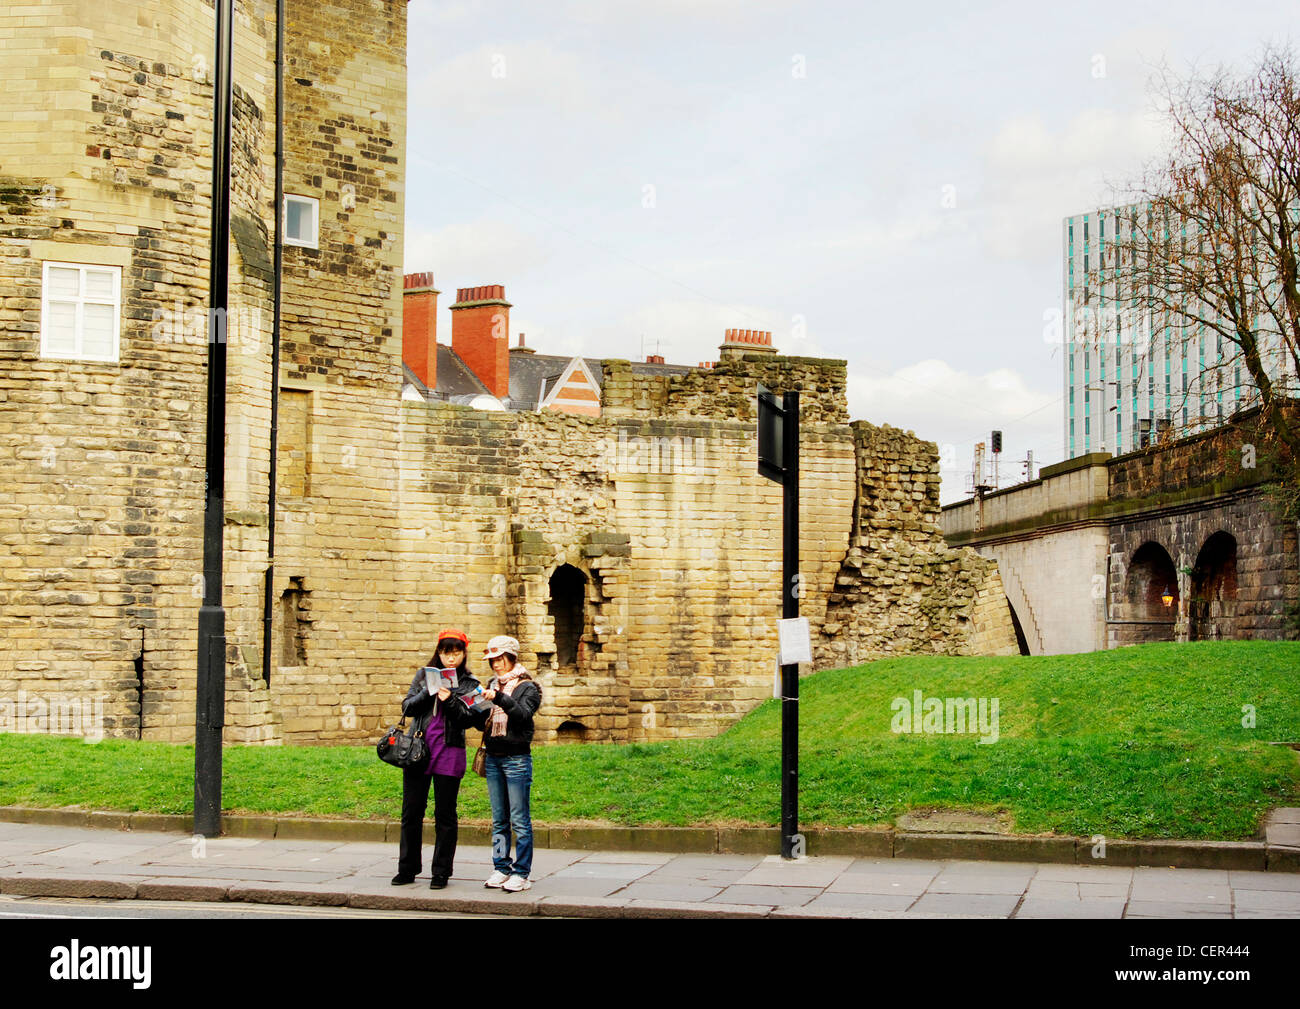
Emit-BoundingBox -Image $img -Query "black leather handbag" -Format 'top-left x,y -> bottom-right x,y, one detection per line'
376,715 -> 428,769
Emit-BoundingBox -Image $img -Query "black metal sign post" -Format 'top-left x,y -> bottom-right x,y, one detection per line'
195,0 -> 235,839
758,385 -> 800,859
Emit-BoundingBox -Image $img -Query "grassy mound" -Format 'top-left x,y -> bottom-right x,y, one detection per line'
1,641 -> 1296,839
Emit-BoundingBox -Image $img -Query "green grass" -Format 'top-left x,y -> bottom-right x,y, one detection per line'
1,641 -> 1298,839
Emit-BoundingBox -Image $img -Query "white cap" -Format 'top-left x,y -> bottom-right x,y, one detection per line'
482,635 -> 520,660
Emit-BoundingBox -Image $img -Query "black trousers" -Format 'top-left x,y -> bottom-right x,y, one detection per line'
398,769 -> 462,878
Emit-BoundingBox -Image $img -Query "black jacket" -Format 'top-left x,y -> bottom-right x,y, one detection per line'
482,677 -> 541,756
401,668 -> 486,749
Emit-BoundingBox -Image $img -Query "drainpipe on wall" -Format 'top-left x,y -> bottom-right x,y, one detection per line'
261,0 -> 285,686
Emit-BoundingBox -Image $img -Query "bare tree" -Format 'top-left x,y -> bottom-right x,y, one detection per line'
1084,46 -> 1300,454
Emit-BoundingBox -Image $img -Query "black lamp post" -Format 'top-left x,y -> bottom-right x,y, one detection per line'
194,0 -> 234,838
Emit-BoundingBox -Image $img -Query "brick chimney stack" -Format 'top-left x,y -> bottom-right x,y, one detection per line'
402,272 -> 439,389
450,284 -> 512,397
718,328 -> 777,359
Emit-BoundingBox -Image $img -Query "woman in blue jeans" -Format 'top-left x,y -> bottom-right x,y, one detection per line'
479,634 -> 541,893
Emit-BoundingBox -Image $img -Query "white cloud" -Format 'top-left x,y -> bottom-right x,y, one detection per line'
978,107 -> 1167,260
848,359 -> 1062,503
404,213 -> 547,280
410,41 -> 599,130
559,0 -> 798,27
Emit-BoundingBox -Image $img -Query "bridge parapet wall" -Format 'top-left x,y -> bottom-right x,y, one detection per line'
1108,412 -> 1274,504
941,452 -> 1110,544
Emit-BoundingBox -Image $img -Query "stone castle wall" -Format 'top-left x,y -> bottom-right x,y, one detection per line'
1,0 -> 1016,747
0,0 -> 408,742
0,0 -> 285,742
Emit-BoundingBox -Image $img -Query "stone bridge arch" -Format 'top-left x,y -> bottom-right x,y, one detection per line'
1190,531 -> 1239,641
1108,496 -> 1295,645
964,533 -> 1109,654
997,561 -> 1042,655
1115,540 -> 1179,645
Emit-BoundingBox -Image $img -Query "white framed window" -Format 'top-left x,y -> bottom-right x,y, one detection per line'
284,194 -> 319,248
40,261 -> 121,362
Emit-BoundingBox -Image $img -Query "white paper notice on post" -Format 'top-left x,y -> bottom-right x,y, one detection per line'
778,617 -> 812,666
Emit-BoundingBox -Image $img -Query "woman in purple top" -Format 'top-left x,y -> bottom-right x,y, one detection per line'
391,628 -> 486,890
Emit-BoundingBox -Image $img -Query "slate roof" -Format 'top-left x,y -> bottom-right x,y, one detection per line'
401,362 -> 431,400
503,350 -> 695,411
433,344 -> 495,400
412,343 -> 698,411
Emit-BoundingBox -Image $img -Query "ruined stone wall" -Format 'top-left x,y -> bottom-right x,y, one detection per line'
819,422 -> 1019,665
602,354 -> 849,425
356,404 -> 856,745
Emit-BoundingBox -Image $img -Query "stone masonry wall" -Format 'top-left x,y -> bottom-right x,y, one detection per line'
0,0 -> 281,741
1,0 -> 1018,747
1108,406 -> 1278,503
1107,490 -> 1299,646
602,354 -> 849,425
251,0 -> 409,745
0,0 -> 408,743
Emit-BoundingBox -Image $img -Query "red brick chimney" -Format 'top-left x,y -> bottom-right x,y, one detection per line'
402,272 -> 438,389
450,284 -> 511,397
718,328 -> 777,358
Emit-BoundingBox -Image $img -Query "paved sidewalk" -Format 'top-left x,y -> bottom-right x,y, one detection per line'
1,821 -> 1298,918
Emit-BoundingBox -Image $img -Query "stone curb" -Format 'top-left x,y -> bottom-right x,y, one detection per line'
894,833 -> 1075,864
0,874 -> 138,899
1,805 -> 1296,873
1080,839 -> 1269,871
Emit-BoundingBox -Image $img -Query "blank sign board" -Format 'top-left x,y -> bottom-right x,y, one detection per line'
778,616 -> 812,666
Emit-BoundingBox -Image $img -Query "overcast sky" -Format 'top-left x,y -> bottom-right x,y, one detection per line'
403,0 -> 1299,503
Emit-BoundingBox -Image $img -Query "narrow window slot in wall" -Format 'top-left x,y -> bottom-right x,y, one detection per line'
280,576 -> 310,666
135,627 -> 145,739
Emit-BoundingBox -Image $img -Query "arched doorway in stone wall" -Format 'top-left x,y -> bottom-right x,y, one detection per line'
1190,531 -> 1238,641
1123,541 -> 1179,643
547,564 -> 588,671
508,533 -> 631,742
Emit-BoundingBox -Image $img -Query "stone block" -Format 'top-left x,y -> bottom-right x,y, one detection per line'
128,812 -> 191,833
0,874 -> 138,899
228,883 -> 349,906
895,833 -> 1074,864
219,815 -> 277,839
805,827 -> 893,857
1083,839 -> 1267,871
273,818 -> 387,842
717,828 -> 781,855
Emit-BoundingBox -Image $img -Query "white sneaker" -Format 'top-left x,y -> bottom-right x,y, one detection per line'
502,874 -> 531,892
484,870 -> 510,889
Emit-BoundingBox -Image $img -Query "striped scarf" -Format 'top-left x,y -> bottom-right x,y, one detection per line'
489,666 -> 531,737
